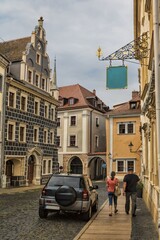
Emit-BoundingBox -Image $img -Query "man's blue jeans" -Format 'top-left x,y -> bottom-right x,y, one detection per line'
125,192 -> 137,215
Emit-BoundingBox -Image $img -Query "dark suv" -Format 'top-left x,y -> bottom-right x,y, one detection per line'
39,173 -> 98,221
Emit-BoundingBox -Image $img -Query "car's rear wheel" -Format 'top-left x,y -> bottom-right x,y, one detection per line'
55,185 -> 77,206
39,207 -> 48,219
82,205 -> 92,221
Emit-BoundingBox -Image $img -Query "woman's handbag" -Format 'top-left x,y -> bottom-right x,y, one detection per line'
114,186 -> 121,197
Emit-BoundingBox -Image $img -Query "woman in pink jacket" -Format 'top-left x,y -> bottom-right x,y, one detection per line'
107,171 -> 119,216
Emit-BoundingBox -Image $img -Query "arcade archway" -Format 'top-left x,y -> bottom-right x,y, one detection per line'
70,157 -> 83,174
88,157 -> 106,180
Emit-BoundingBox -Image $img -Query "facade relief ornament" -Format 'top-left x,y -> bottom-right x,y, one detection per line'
146,106 -> 156,120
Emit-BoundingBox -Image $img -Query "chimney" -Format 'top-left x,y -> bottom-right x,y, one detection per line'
132,91 -> 139,99
93,89 -> 96,95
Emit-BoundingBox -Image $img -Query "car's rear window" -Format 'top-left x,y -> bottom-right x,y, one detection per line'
48,176 -> 85,188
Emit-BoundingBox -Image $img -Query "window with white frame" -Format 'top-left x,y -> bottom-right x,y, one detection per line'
44,103 -> 49,118
50,106 -> 55,121
117,159 -> 135,172
50,130 -> 54,144
118,122 -> 135,134
70,116 -> 76,126
69,135 -> 76,147
35,74 -> 39,87
57,136 -> 60,147
68,98 -> 74,105
43,160 -> 46,174
95,135 -> 99,148
57,117 -> 60,127
8,88 -> 16,108
48,160 -> 52,173
28,70 -> 32,83
34,98 -> 40,115
36,53 -> 41,65
33,126 -> 39,142
43,159 -> 52,174
19,123 -> 26,143
7,121 -> 16,141
96,117 -> 99,127
20,93 -> 27,111
117,160 -> 124,172
43,129 -> 48,144
42,78 -> 46,90
126,160 -> 134,172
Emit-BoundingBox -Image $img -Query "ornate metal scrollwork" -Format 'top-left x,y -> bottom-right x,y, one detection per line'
97,32 -> 149,61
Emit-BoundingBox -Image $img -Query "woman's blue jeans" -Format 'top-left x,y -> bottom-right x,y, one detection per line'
108,192 -> 117,206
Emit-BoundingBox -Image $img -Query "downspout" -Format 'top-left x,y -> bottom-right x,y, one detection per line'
90,109 -> 94,154
153,0 -> 160,231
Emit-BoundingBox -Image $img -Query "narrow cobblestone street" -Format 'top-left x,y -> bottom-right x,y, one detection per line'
0,181 -> 107,240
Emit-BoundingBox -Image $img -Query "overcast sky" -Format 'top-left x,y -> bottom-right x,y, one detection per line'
0,0 -> 139,108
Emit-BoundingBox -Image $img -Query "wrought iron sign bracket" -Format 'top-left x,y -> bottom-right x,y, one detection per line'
97,32 -> 150,63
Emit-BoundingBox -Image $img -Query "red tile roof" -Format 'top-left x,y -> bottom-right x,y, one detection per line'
58,84 -> 109,112
108,91 -> 141,116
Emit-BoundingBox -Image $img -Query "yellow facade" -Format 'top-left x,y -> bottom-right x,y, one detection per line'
106,96 -> 141,181
134,0 -> 160,233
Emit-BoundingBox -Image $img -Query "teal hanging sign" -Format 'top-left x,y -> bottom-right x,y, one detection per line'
106,66 -> 128,89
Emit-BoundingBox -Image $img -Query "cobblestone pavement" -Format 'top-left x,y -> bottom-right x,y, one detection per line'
131,198 -> 159,240
0,181 -> 107,240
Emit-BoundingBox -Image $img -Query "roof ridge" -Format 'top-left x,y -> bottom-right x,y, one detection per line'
0,36 -> 30,44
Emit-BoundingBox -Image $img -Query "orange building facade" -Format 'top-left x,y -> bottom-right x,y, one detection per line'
106,91 -> 141,180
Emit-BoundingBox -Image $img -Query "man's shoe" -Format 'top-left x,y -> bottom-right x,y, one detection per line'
132,214 -> 136,217
114,209 -> 118,214
126,211 -> 129,215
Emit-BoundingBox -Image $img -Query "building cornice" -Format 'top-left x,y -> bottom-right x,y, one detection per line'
7,77 -> 59,106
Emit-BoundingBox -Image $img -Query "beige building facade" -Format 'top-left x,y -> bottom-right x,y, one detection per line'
134,0 -> 160,232
57,84 -> 108,179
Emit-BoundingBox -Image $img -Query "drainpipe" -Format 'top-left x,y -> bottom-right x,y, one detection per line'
153,0 -> 160,231
89,109 -> 94,154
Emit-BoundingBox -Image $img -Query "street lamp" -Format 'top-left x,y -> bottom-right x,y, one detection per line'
128,141 -> 142,155
128,141 -> 134,152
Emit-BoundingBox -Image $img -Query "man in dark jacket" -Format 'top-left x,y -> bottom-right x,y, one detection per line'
123,167 -> 140,217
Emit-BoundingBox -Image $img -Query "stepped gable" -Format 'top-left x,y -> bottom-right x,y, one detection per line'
58,84 -> 109,113
0,36 -> 31,62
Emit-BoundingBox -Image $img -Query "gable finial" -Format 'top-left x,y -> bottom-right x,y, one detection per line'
38,17 -> 44,27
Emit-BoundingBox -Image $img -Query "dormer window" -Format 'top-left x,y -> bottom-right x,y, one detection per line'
130,102 -> 137,109
69,98 -> 74,105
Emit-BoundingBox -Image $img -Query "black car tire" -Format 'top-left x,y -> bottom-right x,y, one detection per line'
55,185 -> 77,206
82,205 -> 92,221
92,199 -> 98,212
39,207 -> 48,219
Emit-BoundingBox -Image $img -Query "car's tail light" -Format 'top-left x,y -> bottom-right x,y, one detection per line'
82,189 -> 89,201
42,188 -> 46,196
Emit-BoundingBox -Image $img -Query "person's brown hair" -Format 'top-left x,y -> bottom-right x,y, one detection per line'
111,171 -> 115,180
